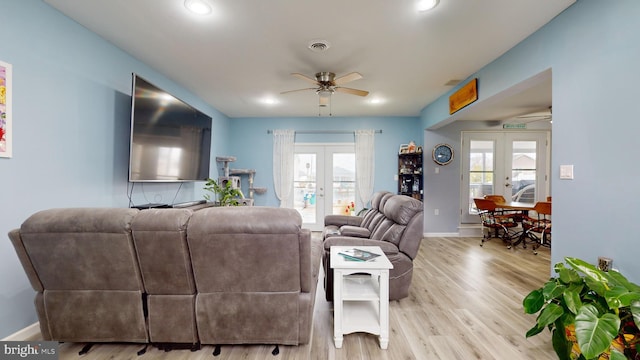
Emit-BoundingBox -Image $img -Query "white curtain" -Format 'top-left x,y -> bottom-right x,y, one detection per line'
355,129 -> 375,208
272,129 -> 295,208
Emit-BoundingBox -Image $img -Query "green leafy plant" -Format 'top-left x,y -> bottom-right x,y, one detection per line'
203,178 -> 244,206
523,257 -> 640,360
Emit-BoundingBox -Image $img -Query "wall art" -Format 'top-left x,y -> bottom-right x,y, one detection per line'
0,60 -> 12,158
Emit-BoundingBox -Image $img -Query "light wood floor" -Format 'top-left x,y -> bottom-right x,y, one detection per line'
30,236 -> 556,359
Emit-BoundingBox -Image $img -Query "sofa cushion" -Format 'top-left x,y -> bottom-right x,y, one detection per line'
19,208 -> 143,291
383,195 -> 423,225
131,208 -> 196,295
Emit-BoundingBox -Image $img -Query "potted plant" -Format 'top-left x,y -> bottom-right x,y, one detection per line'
523,257 -> 640,360
203,178 -> 244,206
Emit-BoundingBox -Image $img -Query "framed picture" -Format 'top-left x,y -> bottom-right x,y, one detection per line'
0,60 -> 12,158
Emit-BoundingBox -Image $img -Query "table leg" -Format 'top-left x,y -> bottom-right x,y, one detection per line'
379,270 -> 389,349
333,269 -> 343,348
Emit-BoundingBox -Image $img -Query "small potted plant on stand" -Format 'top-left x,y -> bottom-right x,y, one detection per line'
203,178 -> 244,206
523,257 -> 640,360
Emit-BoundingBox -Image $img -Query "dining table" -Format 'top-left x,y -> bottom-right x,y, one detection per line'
491,200 -> 537,247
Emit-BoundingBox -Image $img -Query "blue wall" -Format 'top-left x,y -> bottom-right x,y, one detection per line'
420,1 -> 640,281
228,117 -> 421,207
0,0 -> 230,338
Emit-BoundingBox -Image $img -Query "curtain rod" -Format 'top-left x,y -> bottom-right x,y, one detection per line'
267,129 -> 382,134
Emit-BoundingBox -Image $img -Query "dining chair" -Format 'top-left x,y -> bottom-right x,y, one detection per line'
484,194 -> 520,219
521,201 -> 552,254
483,194 -> 506,203
473,198 -> 519,249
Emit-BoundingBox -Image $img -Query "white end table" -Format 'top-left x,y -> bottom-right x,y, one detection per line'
330,246 -> 394,349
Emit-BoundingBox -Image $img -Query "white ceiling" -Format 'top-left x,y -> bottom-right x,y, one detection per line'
43,0 -> 573,119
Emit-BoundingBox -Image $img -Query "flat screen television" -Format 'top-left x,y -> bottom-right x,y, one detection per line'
129,74 -> 212,182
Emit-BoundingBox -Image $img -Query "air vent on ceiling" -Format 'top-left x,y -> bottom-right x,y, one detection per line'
444,79 -> 462,86
308,40 -> 331,52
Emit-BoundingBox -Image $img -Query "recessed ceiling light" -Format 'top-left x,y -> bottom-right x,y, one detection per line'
184,0 -> 212,15
369,98 -> 384,105
417,0 -> 439,12
261,98 -> 279,105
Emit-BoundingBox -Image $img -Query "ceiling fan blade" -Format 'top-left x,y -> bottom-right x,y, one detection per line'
280,87 -> 317,94
333,72 -> 363,85
291,73 -> 320,85
335,87 -> 369,97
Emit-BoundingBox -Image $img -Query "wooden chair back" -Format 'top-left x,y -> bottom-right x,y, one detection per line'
533,201 -> 552,216
474,198 -> 497,212
484,195 -> 506,204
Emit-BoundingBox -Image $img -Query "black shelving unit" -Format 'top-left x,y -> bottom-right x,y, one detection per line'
398,153 -> 423,201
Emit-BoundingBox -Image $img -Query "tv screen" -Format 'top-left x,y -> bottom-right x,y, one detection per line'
129,74 -> 212,182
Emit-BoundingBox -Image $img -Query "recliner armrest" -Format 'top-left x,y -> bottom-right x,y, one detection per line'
338,225 -> 371,238
324,214 -> 363,227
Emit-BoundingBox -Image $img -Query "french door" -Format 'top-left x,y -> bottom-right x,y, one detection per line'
460,131 -> 549,223
293,144 -> 356,231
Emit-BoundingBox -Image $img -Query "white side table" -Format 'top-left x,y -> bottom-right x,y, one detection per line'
330,246 -> 394,349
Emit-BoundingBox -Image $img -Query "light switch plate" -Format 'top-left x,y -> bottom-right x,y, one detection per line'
560,165 -> 574,180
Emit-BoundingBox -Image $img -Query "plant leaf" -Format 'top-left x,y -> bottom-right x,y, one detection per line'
523,289 -> 545,314
584,276 -> 607,297
558,266 -> 582,284
607,270 -> 640,292
538,302 -> 564,329
526,323 -> 545,338
551,325 -> 572,360
566,257 -> 610,285
631,299 -> 640,330
563,288 -> 583,315
574,304 -> 620,359
543,281 -> 567,301
605,285 -> 640,309
610,348 -> 627,360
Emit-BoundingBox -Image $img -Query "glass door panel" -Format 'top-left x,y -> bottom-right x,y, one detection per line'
509,140 -> 537,203
331,153 -> 356,215
294,144 -> 355,231
293,152 -> 318,225
468,140 -> 495,214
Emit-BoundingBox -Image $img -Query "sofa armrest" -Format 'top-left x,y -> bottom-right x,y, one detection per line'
338,225 -> 371,238
324,214 -> 363,227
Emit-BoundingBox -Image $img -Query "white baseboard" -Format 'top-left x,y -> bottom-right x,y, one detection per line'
458,224 -> 482,237
2,322 -> 40,341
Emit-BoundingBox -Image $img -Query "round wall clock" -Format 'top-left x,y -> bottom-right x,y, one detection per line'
432,143 -> 454,165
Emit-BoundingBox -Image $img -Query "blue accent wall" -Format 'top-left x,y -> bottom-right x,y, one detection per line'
0,0 -> 230,338
420,1 -> 640,281
228,116 -> 422,207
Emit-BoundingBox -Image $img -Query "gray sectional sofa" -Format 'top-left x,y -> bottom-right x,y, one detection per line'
8,206 -> 321,349
322,191 -> 424,301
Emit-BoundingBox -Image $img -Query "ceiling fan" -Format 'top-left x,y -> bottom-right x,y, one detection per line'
281,71 -> 369,107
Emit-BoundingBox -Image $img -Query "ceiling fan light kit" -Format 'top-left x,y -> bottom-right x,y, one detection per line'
184,0 -> 212,15
281,71 -> 369,113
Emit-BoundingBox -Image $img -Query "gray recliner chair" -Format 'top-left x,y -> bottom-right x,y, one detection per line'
322,192 -> 424,301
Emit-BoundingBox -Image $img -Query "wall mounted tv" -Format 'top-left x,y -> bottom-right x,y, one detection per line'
129,74 -> 212,182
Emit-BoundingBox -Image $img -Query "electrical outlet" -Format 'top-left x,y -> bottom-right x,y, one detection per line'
434,209 -> 439,216
597,256 -> 613,272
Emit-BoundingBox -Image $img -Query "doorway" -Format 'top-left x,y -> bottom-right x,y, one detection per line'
293,144 -> 356,231
460,131 -> 550,223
